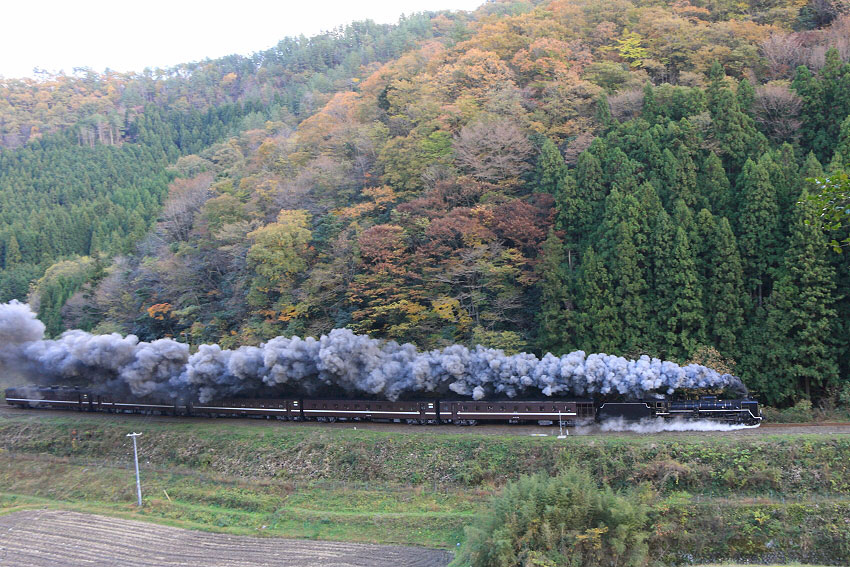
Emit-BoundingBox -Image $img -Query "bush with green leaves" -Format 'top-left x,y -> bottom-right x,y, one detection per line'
451,469 -> 652,567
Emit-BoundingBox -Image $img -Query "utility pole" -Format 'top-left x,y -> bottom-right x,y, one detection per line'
126,432 -> 143,507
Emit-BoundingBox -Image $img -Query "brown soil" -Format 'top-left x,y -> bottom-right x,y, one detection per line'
0,510 -> 453,567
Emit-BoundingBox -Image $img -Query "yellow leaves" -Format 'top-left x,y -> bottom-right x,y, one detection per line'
146,303 -> 173,321
335,186 -> 397,218
221,72 -> 238,85
247,210 -> 312,300
574,526 -> 609,551
276,305 -> 299,322
432,297 -> 473,329
432,297 -> 460,321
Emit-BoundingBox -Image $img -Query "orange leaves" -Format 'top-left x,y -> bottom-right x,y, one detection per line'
146,303 -> 173,321
511,38 -> 591,82
435,48 -> 516,101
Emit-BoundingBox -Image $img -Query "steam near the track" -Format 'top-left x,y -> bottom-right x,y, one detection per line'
0,301 -> 748,402
595,417 -> 759,433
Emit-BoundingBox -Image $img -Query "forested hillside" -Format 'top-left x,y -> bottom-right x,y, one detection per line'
1,0 -> 849,406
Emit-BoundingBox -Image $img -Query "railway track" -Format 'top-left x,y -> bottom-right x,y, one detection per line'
3,403 -> 850,436
761,421 -> 850,427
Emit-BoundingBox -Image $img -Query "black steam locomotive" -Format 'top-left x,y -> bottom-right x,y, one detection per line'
4,386 -> 763,426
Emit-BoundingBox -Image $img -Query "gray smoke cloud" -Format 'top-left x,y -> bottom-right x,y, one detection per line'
0,301 -> 748,402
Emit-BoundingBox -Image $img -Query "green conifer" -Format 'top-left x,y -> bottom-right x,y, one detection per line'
610,220 -> 649,354
577,247 -> 619,353
708,217 -> 745,355
764,194 -> 838,401
642,83 -> 661,123
4,235 -> 22,268
653,224 -> 705,358
736,158 -> 779,304
536,230 -> 576,353
698,152 -> 731,216
535,138 -> 567,195
829,115 -> 850,172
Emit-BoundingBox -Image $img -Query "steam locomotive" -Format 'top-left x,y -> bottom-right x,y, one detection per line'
4,386 -> 763,426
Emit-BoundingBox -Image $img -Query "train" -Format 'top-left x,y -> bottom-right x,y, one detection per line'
4,386 -> 763,426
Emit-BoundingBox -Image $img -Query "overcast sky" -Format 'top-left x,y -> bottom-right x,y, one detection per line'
1,0 -> 484,79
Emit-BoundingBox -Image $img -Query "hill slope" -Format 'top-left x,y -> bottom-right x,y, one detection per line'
2,0 -> 850,406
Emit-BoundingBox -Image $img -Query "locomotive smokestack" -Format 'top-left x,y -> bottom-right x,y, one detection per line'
0,301 -> 750,402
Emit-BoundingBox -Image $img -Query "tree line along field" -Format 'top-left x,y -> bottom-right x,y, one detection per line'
0,0 -> 848,412
1,409 -> 849,564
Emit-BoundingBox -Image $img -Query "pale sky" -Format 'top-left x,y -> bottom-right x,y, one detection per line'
1,0 -> 485,79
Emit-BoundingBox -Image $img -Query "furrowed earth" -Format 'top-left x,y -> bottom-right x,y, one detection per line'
0,509 -> 452,567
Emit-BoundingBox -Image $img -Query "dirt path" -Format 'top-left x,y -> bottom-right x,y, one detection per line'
0,510 -> 453,567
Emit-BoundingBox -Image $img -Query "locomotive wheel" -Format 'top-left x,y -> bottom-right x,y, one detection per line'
327,417 -> 338,423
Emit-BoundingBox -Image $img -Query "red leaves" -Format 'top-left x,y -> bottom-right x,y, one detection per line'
489,199 -> 549,255
358,225 -> 407,265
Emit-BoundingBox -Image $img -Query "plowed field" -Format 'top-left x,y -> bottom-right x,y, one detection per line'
0,510 -> 453,567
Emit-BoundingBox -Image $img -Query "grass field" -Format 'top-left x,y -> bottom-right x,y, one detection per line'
1,407 -> 849,564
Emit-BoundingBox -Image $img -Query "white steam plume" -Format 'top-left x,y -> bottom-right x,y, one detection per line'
596,417 -> 760,433
0,301 -> 749,402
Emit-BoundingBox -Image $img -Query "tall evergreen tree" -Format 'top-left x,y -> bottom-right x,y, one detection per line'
536,230 -> 575,353
737,78 -> 755,114
535,137 -> 567,195
577,246 -> 619,354
706,62 -> 766,174
693,209 -> 717,300
698,152 -> 731,216
792,48 -> 850,163
609,220 -> 649,354
554,173 -> 584,267
764,194 -> 838,402
574,151 -> 607,240
801,151 -> 824,180
829,115 -> 850,172
595,94 -> 615,132
736,157 -> 780,304
642,83 -> 661,123
4,235 -> 22,268
773,143 -> 801,217
652,218 -> 705,358
708,217 -> 745,355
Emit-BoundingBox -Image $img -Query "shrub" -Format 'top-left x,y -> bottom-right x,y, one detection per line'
839,382 -> 850,409
451,468 -> 652,567
762,399 -> 813,423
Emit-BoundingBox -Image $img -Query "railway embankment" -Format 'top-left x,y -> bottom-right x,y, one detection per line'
0,410 -> 848,563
